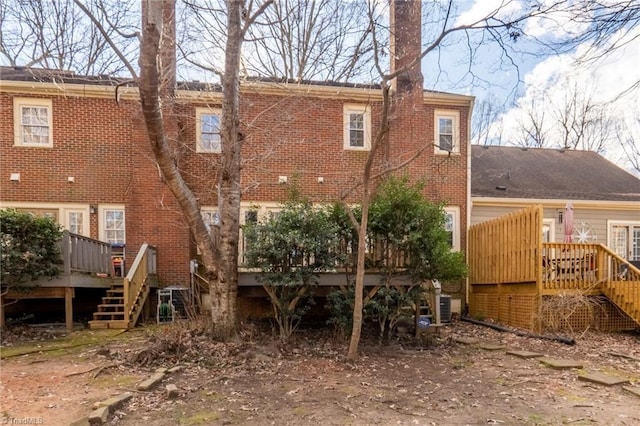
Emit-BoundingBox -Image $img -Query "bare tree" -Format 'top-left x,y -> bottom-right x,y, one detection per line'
510,79 -> 613,152
616,114 -> 640,174
243,0 -> 375,82
472,96 -> 505,146
0,0 -> 138,76
138,0 -> 273,340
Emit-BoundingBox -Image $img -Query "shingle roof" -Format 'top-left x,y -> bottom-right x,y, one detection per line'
471,145 -> 640,202
0,66 -> 454,95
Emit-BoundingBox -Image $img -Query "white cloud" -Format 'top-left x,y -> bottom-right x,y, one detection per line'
455,0 -> 524,27
491,25 -> 640,173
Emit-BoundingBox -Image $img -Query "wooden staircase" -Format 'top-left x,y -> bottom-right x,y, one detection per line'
89,243 -> 156,330
600,255 -> 640,328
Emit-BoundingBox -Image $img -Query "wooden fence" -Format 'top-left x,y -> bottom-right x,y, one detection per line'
468,205 -> 640,332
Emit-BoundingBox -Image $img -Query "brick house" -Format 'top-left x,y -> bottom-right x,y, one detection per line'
0,2 -> 473,326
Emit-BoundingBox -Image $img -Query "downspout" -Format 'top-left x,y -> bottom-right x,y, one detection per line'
465,97 -> 475,308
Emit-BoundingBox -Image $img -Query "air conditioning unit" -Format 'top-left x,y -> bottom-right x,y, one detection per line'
439,294 -> 452,323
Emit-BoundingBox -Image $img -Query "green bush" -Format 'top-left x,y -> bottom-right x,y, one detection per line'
244,199 -> 340,340
1,209 -> 63,294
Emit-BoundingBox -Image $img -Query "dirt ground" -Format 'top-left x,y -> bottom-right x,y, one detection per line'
1,321 -> 640,426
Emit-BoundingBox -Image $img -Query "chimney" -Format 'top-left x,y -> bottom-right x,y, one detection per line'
389,0 -> 424,93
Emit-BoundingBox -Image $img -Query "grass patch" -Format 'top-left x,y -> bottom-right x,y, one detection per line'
0,329 -> 126,359
92,374 -> 140,389
181,411 -> 221,425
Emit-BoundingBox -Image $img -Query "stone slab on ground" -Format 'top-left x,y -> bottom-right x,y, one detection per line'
137,372 -> 166,391
578,372 -> 630,386
92,392 -> 133,410
166,383 -> 179,398
539,358 -> 584,369
623,386 -> 640,398
67,417 -> 89,426
455,337 -> 479,345
506,350 -> 544,359
478,343 -> 506,351
88,406 -> 109,426
608,351 -> 640,362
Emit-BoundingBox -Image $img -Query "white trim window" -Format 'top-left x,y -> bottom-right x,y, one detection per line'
99,206 -> 125,244
14,98 -> 53,147
542,218 -> 555,242
444,206 -> 461,251
201,208 -> 220,232
434,109 -> 460,154
343,104 -> 371,150
196,107 -> 221,153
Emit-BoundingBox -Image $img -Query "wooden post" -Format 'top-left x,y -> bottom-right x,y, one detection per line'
65,287 -> 74,333
0,293 -> 5,329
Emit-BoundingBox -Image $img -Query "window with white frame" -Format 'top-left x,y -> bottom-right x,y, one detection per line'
196,107 -> 221,153
14,98 -> 53,147
343,104 -> 371,150
443,206 -> 460,251
67,211 -> 84,235
101,207 -> 125,244
201,208 -> 220,232
434,110 -> 460,154
542,219 -> 555,242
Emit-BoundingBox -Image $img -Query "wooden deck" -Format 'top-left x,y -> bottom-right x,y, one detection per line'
468,205 -> 640,332
0,232 -> 157,332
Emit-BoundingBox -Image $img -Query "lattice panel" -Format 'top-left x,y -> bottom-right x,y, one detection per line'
500,294 -> 538,330
539,295 -> 637,333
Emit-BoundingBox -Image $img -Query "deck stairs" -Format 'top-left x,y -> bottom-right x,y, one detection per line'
89,242 -> 156,330
601,262 -> 640,328
88,279 -> 150,329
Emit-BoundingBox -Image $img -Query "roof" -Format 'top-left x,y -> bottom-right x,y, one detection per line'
0,66 -> 469,100
471,145 -> 640,202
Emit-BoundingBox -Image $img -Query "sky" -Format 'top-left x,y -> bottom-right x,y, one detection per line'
420,0 -> 640,176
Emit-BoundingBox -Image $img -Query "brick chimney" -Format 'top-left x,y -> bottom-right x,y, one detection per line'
389,0 -> 424,94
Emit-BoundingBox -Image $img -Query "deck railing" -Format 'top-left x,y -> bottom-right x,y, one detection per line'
59,231 -> 112,275
123,243 -> 157,325
541,243 -> 639,294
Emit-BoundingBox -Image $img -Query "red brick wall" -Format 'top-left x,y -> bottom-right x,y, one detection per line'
1,85 -> 470,286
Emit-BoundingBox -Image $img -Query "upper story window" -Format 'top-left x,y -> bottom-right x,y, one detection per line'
434,109 -> 460,155
343,104 -> 371,150
14,98 -> 53,148
196,107 -> 221,153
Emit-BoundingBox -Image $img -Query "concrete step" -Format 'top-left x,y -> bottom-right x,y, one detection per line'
89,319 -> 130,330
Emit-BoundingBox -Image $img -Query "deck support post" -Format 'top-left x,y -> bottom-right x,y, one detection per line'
0,293 -> 5,329
65,287 -> 73,333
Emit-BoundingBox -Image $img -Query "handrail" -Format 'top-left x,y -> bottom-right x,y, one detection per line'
59,231 -> 112,275
123,243 -> 157,324
541,242 -> 640,293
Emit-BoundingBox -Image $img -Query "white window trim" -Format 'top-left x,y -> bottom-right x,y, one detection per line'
196,107 -> 222,153
98,205 -> 126,244
434,109 -> 460,155
14,97 -> 53,148
63,208 -> 90,236
444,206 -> 461,251
343,104 -> 371,151
543,218 -> 555,242
607,220 -> 640,260
0,202 -> 90,236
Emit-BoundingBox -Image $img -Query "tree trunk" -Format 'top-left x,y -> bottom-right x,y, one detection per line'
210,0 -> 246,339
347,198 -> 371,360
